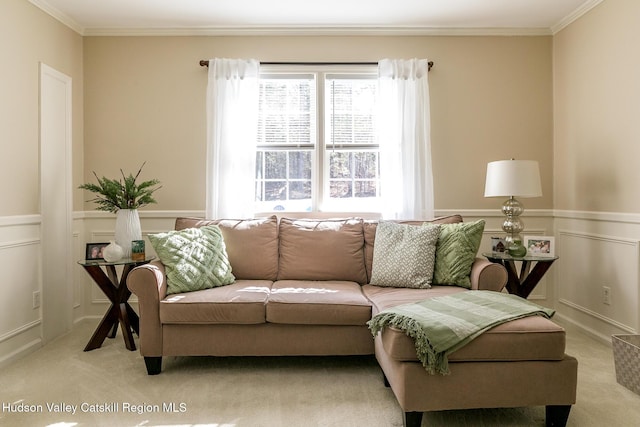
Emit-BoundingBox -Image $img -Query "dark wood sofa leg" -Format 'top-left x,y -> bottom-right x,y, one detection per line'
144,356 -> 162,375
403,411 -> 423,427
546,405 -> 572,427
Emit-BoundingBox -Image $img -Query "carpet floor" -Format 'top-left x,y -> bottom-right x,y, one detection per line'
1,319 -> 639,426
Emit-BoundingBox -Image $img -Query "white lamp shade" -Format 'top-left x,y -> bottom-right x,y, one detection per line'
484,160 -> 542,198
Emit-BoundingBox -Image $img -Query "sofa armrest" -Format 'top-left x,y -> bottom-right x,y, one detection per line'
127,261 -> 167,356
470,257 -> 507,292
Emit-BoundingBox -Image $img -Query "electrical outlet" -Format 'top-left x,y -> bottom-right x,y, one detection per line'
603,286 -> 611,305
32,291 -> 41,309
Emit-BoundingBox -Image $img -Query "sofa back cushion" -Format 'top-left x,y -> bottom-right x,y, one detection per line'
277,217 -> 367,284
175,216 -> 279,281
363,215 -> 463,282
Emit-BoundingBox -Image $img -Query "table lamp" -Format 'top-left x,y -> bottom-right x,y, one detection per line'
484,159 -> 542,257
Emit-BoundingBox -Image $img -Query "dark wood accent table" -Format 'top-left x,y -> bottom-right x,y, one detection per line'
482,252 -> 558,299
78,257 -> 154,351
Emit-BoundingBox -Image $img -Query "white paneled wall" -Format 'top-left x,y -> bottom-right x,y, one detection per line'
557,230 -> 638,332
0,216 -> 42,367
555,212 -> 640,343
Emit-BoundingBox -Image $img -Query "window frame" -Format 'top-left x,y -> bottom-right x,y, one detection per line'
256,64 -> 379,214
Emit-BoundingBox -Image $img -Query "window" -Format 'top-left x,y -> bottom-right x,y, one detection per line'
255,67 -> 379,212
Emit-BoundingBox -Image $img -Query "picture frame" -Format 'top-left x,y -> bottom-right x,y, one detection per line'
524,236 -> 555,257
490,237 -> 507,254
85,242 -> 108,260
131,239 -> 145,261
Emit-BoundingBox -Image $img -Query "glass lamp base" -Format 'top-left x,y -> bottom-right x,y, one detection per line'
508,241 -> 527,257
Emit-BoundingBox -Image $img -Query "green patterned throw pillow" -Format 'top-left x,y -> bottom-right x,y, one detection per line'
370,221 -> 441,289
148,225 -> 235,295
433,220 -> 485,289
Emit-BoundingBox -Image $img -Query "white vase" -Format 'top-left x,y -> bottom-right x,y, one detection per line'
102,241 -> 124,262
115,209 -> 142,258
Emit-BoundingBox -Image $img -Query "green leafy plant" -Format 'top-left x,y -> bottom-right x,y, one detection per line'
79,162 -> 161,213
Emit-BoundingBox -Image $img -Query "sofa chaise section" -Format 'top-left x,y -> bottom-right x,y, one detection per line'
363,282 -> 577,427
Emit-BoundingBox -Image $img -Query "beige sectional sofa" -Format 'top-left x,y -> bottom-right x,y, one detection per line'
127,215 -> 577,427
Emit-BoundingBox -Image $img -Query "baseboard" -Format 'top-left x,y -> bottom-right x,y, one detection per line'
0,339 -> 42,370
554,313 -> 613,347
73,315 -> 104,324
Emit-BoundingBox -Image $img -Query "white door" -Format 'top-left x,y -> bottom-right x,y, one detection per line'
40,63 -> 73,342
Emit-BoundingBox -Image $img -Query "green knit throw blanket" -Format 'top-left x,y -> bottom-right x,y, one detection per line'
367,290 -> 555,375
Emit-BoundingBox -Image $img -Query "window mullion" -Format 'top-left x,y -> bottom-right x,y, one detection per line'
316,72 -> 325,212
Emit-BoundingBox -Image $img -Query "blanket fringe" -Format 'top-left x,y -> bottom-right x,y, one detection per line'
368,313 -> 450,375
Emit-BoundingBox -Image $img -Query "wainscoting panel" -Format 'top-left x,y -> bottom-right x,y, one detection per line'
557,229 -> 639,336
0,216 -> 42,367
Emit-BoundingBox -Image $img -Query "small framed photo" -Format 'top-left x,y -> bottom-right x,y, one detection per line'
131,240 -> 145,261
86,242 -> 108,260
491,237 -> 507,254
524,236 -> 555,257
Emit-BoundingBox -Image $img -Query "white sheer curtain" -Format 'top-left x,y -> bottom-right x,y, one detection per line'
206,58 -> 260,219
377,58 -> 434,220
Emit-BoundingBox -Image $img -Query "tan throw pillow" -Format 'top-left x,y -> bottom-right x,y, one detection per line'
369,221 -> 441,289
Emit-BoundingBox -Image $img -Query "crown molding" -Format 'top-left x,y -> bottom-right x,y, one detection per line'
551,0 -> 605,34
29,0 -> 604,38
82,25 -> 551,37
29,0 -> 84,35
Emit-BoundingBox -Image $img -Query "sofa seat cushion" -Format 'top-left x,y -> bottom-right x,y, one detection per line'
363,285 -> 566,363
160,280 -> 272,325
362,284 -> 466,316
266,280 -> 372,325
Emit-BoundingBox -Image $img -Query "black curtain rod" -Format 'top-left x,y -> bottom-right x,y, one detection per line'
199,60 -> 433,71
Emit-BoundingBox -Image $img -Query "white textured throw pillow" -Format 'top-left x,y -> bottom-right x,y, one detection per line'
370,221 -> 441,288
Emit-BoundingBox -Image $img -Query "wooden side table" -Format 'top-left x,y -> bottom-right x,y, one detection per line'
482,252 -> 558,299
78,257 -> 154,351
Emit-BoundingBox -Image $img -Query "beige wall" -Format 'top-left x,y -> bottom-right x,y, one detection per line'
554,0 -> 640,213
83,35 -> 553,212
552,0 -> 640,339
0,0 -> 84,215
0,0 -> 83,367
